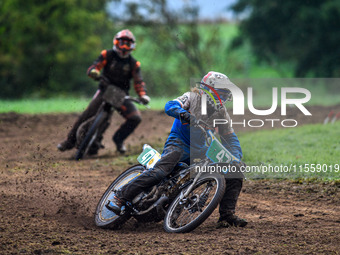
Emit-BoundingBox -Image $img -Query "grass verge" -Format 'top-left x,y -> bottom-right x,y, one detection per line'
239,122 -> 340,180
0,97 -> 172,114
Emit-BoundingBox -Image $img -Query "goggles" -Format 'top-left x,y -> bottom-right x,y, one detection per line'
117,39 -> 135,50
197,82 -> 232,102
215,88 -> 232,102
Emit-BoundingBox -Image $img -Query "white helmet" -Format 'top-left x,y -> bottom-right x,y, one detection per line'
199,71 -> 233,107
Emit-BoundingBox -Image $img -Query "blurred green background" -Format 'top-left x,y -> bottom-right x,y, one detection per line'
1,0 -> 339,101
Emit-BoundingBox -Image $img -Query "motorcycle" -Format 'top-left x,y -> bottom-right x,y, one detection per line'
94,120 -> 242,233
75,76 -> 146,160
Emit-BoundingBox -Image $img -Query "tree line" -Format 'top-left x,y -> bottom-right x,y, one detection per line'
1,0 -> 339,99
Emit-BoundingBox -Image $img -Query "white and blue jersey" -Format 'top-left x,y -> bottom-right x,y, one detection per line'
163,91 -> 243,162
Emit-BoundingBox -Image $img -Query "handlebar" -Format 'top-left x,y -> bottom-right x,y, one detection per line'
97,75 -> 150,108
125,96 -> 150,109
124,96 -> 148,107
94,75 -> 110,83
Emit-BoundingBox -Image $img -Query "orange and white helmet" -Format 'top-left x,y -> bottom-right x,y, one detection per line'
113,29 -> 136,58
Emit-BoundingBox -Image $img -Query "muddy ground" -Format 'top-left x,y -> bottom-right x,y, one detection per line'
0,105 -> 339,254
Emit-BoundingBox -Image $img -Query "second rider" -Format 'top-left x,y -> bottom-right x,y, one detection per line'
57,29 -> 150,154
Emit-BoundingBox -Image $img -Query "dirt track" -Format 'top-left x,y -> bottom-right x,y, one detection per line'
1,106 -> 339,254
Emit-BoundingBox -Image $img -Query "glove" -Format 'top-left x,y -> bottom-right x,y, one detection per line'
180,112 -> 197,125
139,95 -> 150,105
89,69 -> 100,80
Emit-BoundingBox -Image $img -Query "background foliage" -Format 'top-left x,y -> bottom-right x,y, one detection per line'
231,0 -> 340,77
0,0 -> 339,99
0,0 -> 111,98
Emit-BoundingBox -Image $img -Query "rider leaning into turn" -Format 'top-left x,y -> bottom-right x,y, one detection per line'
57,29 -> 150,154
108,71 -> 248,228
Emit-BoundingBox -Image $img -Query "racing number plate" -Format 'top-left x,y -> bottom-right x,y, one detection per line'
137,146 -> 161,169
206,139 -> 238,163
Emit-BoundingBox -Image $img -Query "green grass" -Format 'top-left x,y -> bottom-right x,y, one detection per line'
0,96 -> 171,114
0,97 -> 90,114
143,96 -> 172,111
239,122 -> 340,180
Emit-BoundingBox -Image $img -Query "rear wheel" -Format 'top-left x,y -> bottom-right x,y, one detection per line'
164,172 -> 225,233
75,110 -> 107,160
94,165 -> 145,229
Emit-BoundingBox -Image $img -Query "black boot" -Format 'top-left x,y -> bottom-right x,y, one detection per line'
217,212 -> 248,228
105,196 -> 125,215
57,140 -> 75,152
113,137 -> 127,154
112,116 -> 141,153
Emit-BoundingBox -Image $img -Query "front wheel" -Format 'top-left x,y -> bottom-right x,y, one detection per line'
75,110 -> 107,160
94,165 -> 145,229
164,172 -> 226,233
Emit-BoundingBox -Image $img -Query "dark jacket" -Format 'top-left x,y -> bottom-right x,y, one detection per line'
87,49 -> 146,96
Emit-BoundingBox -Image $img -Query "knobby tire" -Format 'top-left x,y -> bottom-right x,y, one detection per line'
94,165 -> 145,229
163,172 -> 226,233
75,110 -> 107,160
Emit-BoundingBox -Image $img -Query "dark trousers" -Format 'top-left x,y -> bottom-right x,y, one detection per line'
118,141 -> 243,216
219,178 -> 243,217
66,89 -> 141,145
118,144 -> 184,201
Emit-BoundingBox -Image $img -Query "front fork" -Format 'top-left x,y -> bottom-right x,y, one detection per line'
179,160 -> 209,200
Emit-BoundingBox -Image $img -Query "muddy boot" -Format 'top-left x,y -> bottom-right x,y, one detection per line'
116,142 -> 126,154
57,140 -> 75,152
113,136 -> 127,154
112,116 -> 141,154
217,213 -> 248,228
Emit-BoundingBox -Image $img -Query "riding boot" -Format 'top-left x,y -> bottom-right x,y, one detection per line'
113,115 -> 141,153
217,178 -> 247,227
219,178 -> 243,218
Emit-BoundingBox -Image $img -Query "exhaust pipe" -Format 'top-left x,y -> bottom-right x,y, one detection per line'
133,195 -> 169,216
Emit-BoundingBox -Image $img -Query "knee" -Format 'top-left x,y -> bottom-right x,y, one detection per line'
127,114 -> 142,125
143,169 -> 167,182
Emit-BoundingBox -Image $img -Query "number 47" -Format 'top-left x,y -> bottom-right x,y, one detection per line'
216,149 -> 226,162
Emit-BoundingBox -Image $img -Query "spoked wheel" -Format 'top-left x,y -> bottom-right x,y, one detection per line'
75,111 -> 107,160
94,165 -> 144,229
164,172 -> 225,233
76,117 -> 95,148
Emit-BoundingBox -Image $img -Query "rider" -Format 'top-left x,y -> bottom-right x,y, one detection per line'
108,71 -> 248,228
57,29 -> 150,154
